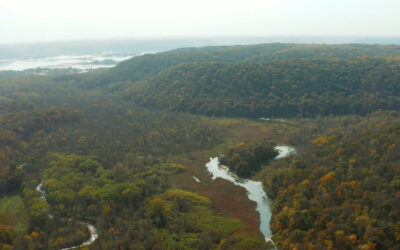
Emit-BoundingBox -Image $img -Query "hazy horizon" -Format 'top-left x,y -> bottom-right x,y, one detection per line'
1,36 -> 399,60
2,35 -> 400,46
1,0 -> 399,44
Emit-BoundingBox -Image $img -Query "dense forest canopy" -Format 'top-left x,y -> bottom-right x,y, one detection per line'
220,141 -> 278,178
110,43 -> 400,82
123,57 -> 400,118
69,43 -> 400,88
0,43 -> 399,249
264,112 -> 400,249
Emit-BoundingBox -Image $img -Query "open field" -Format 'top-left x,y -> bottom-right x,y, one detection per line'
0,194 -> 28,235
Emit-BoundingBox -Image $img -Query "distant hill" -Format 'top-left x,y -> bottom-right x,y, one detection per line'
244,44 -> 400,62
122,57 -> 400,118
77,43 -> 400,87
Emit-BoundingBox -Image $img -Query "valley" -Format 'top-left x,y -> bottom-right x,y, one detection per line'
0,43 -> 399,249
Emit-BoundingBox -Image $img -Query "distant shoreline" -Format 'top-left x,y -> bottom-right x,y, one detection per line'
1,37 -> 399,60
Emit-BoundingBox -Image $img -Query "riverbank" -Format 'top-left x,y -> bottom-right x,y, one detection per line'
205,146 -> 295,246
36,181 -> 98,250
170,144 -> 296,249
172,150 -> 263,236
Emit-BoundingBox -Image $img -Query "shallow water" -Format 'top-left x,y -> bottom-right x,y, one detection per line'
60,224 -> 98,250
36,182 -> 47,201
36,181 -> 98,249
274,145 -> 296,159
205,145 -> 296,245
205,157 -> 274,241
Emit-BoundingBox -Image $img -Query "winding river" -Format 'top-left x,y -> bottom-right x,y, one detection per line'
205,145 -> 296,248
32,145 -> 294,249
36,181 -> 98,249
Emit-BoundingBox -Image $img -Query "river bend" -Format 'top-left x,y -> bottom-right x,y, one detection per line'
205,145 -> 296,247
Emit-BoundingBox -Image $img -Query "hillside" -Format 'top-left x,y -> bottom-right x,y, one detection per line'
74,43 -> 400,87
264,112 -> 400,249
123,57 -> 400,118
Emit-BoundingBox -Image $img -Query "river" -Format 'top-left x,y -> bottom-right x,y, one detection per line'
34,145 -> 294,249
36,181 -> 98,250
205,145 -> 296,248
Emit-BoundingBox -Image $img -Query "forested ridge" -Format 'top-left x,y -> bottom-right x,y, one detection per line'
0,43 -> 400,249
69,43 -> 400,88
110,43 -> 400,83
124,57 -> 400,118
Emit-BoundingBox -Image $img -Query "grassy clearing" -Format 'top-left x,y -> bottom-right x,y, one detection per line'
0,194 -> 28,235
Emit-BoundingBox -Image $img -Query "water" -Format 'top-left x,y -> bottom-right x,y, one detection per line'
205,157 -> 274,243
60,224 -> 98,250
36,181 -> 98,249
0,53 -> 136,72
36,182 -> 47,201
259,118 -> 288,123
274,146 -> 296,159
192,176 -> 202,183
205,145 -> 296,246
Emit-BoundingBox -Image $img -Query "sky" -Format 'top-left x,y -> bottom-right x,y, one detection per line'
0,0 -> 399,44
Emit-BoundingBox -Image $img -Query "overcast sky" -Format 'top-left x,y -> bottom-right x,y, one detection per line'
0,0 -> 399,44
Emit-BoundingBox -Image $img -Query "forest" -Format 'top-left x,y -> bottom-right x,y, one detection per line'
123,58 -> 400,118
99,43 -> 400,86
220,141 -> 277,178
0,43 -> 399,249
264,112 -> 400,249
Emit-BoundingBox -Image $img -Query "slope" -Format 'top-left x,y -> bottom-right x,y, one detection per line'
123,57 -> 400,118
